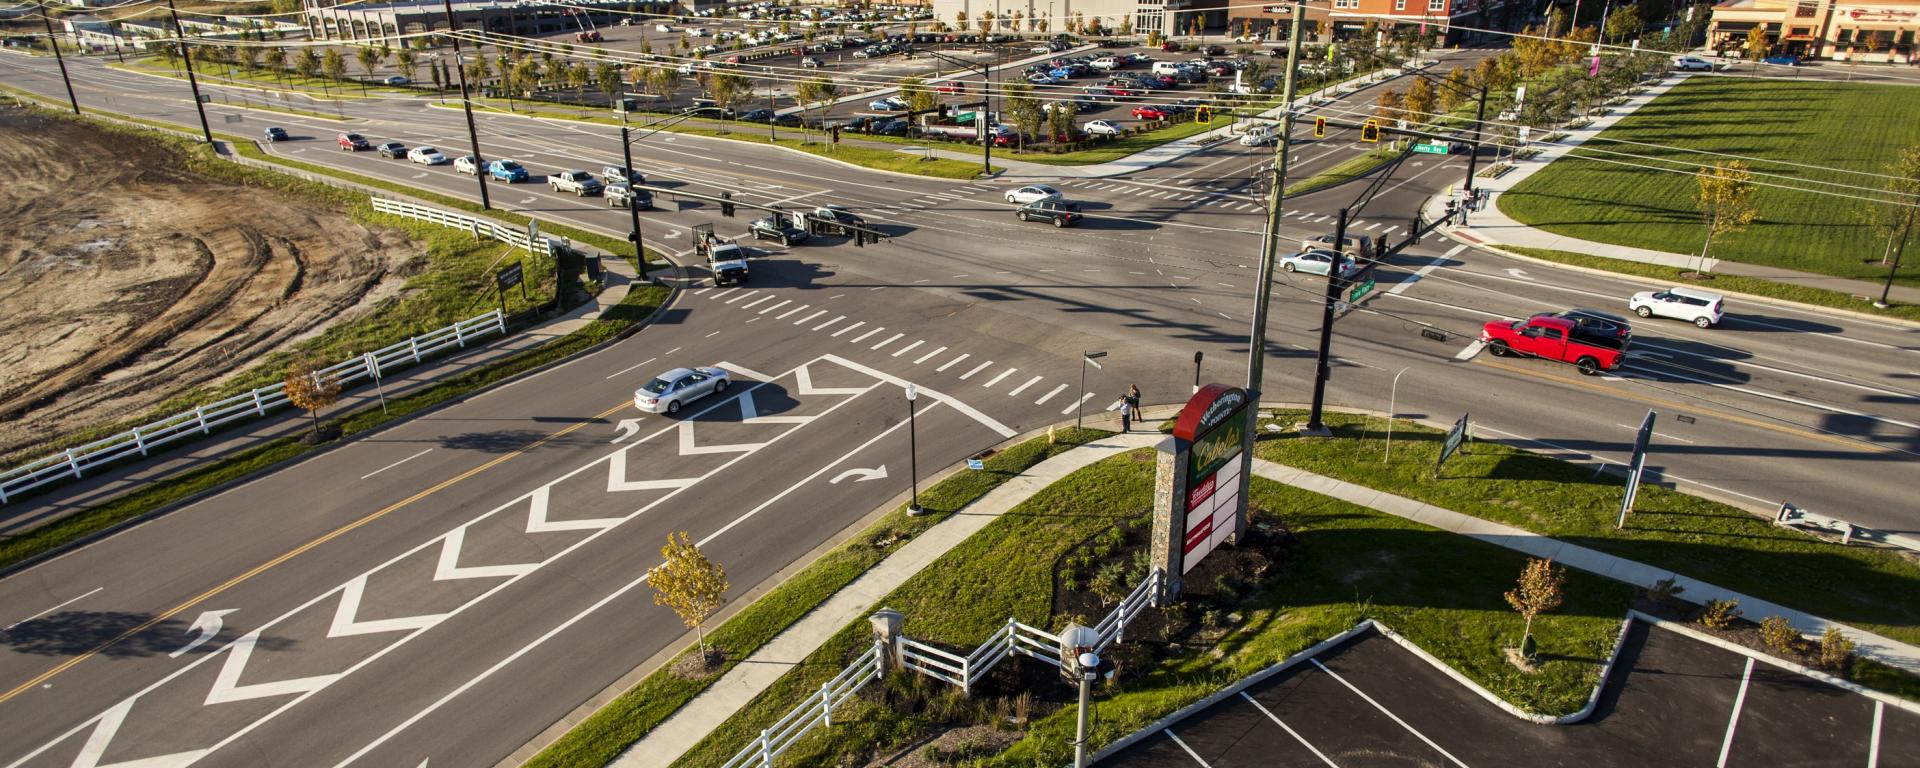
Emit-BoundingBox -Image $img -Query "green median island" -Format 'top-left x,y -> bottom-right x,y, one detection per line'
1498,77 -> 1920,289
671,408 -> 1918,768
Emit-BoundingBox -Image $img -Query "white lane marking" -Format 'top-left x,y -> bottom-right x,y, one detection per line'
1869,701 -> 1884,768
831,321 -> 866,338
937,353 -> 970,372
1060,392 -> 1095,415
849,327 -> 884,345
1615,423 -> 1695,444
827,354 -> 1015,438
1008,376 -> 1042,396
1237,203 -> 1256,211
738,295 -> 775,310
692,287 -> 711,296
915,346 -> 948,364
812,315 -> 846,332
1717,658 -> 1756,767
1365,222 -> 1382,230
1454,341 -> 1486,360
960,360 -> 994,380
1165,729 -> 1214,767
706,331 -> 721,338
707,287 -> 740,301
1382,226 -> 1400,235
1240,692 -> 1338,767
724,290 -> 759,304
892,340 -> 924,357
1035,383 -> 1068,405
870,332 -> 904,351
603,356 -> 659,380
983,368 -> 1016,388
4,587 -> 104,631
757,299 -> 792,315
1617,363 -> 1920,431
360,449 -> 434,480
794,310 -> 827,326
1311,659 -> 1470,768
1387,253 -> 1454,297
776,304 -> 810,320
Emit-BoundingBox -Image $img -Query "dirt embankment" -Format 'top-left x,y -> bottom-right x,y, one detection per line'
0,105 -> 419,461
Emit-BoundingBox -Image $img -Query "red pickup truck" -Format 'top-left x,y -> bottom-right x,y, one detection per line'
1480,316 -> 1627,375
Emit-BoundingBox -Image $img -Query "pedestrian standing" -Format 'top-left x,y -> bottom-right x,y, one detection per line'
1126,385 -> 1143,422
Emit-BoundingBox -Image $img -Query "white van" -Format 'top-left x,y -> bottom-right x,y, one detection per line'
1151,61 -> 1185,76
1091,56 -> 1121,70
1629,286 -> 1725,328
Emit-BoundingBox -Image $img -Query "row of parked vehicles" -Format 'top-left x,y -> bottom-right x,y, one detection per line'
326,132 -> 657,208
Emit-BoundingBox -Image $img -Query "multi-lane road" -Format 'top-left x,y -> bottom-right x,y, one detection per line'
1,46 -> 1917,767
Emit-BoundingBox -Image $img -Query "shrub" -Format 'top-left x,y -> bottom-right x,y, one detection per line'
1642,577 -> 1685,607
1698,599 -> 1742,630
1820,626 -> 1856,672
1759,615 -> 1799,653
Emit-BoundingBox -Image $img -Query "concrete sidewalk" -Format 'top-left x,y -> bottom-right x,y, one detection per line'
605,414 -> 1918,767
1427,73 -> 1920,308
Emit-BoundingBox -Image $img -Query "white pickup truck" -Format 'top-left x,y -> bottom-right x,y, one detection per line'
695,231 -> 749,285
549,170 -> 604,196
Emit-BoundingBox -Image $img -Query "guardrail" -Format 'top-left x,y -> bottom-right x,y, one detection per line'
371,197 -> 554,256
720,640 -> 885,768
1776,502 -> 1920,554
0,310 -> 506,505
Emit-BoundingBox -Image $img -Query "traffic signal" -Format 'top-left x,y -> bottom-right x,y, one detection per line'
1195,106 -> 1211,123
1313,117 -> 1326,138
1360,119 -> 1381,143
720,192 -> 735,218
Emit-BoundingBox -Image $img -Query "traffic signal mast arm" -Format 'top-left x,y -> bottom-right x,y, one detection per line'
1302,112 -> 1473,147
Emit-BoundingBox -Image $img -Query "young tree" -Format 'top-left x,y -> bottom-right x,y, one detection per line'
1744,25 -> 1769,62
322,48 -> 348,95
1047,99 -> 1076,143
645,65 -> 681,113
1003,82 -> 1043,150
1438,67 -> 1472,113
977,11 -> 993,36
395,47 -> 417,82
295,46 -> 320,88
1504,557 -> 1565,660
1374,87 -> 1404,124
595,61 -> 622,107
649,532 -> 729,657
356,45 -> 381,93
239,43 -> 262,74
898,75 -> 937,115
284,359 -> 342,439
1119,14 -> 1132,37
1403,76 -> 1435,125
796,75 -> 838,144
1859,144 -> 1920,276
265,47 -> 289,88
711,71 -> 753,116
1604,5 -> 1641,44
1692,160 -> 1758,275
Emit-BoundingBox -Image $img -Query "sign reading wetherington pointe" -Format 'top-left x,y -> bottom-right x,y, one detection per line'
1149,383 -> 1255,605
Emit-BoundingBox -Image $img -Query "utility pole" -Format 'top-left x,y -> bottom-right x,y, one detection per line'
39,10 -> 80,115
980,52 -> 994,176
1880,214 -> 1912,308
441,0 -> 492,210
1243,2 -> 1308,399
166,0 -> 214,145
1463,86 -> 1488,194
618,109 -> 650,280
1304,208 -> 1351,434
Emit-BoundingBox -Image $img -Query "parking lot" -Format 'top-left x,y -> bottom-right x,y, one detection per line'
1098,623 -> 1919,767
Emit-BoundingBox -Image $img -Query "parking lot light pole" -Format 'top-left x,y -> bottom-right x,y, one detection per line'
441,0 -> 491,210
165,0 -> 214,145
906,384 -> 925,516
1073,651 -> 1100,768
38,10 -> 79,115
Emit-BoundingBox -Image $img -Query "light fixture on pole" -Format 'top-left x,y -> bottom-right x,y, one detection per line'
905,383 -> 924,516
1384,366 -> 1411,464
1077,351 -> 1106,429
1073,651 -> 1101,768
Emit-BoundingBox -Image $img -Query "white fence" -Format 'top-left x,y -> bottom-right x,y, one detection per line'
0,310 -> 506,505
371,197 -> 555,257
721,640 -> 886,768
718,570 -> 1163,768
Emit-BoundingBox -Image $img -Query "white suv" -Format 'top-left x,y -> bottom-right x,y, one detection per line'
1630,286 -> 1725,328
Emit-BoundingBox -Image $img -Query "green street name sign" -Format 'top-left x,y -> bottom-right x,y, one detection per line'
1411,142 -> 1450,155
1348,277 -> 1376,302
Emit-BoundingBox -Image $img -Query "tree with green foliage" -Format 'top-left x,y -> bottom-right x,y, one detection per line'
1003,82 -> 1043,150
1605,5 -> 1641,43
796,75 -> 838,144
322,48 -> 347,94
595,61 -> 622,106
265,47 -> 288,88
898,75 -> 937,115
395,47 -> 417,82
1692,160 -> 1758,275
1047,99 -> 1076,144
566,61 -> 591,99
1861,145 -> 1920,304
711,71 -> 753,116
645,65 -> 681,113
1402,76 -> 1435,125
356,45 -> 381,93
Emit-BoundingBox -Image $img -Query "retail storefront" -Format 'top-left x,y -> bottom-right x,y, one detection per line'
1708,0 -> 1918,63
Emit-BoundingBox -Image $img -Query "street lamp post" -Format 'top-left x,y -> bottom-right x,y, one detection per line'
1384,366 -> 1411,463
1073,651 -> 1100,768
905,384 -> 924,516
1078,351 -> 1106,429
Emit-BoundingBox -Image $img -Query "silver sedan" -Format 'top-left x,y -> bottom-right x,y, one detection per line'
633,366 -> 732,414
1279,249 -> 1357,277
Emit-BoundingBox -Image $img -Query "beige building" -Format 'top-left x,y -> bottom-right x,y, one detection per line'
1708,0 -> 1918,63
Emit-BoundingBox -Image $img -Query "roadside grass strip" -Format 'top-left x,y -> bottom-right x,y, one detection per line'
675,450 -> 1636,768
521,428 -> 1111,768
1250,409 -> 1920,648
1500,246 -> 1920,322
1499,78 -> 1920,290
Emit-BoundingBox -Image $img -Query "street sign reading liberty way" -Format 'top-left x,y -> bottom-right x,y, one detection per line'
1347,276 -> 1377,302
1411,142 -> 1450,155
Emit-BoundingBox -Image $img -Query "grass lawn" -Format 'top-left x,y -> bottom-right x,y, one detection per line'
677,451 -> 1636,768
522,428 -> 1111,768
1249,409 -> 1920,646
1503,246 -> 1920,320
1284,144 -> 1408,198
1499,78 -> 1920,288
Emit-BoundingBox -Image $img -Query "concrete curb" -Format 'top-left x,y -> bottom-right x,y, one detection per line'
1629,610 -> 1920,717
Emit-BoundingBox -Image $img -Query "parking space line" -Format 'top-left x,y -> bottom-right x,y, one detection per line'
708,287 -> 739,300
1007,376 -> 1042,396
1365,222 -> 1381,230
915,346 -> 948,364
892,340 -> 924,357
692,287 -> 712,296
1164,729 -> 1215,767
937,353 -> 970,372
1716,658 -> 1755,768
724,290 -> 759,304
849,327 -> 884,344
1310,658 -> 1470,768
776,304 -> 809,320
757,299 -> 791,314
1035,384 -> 1067,405
983,368 -> 1016,387
829,320 -> 864,337
1060,392 -> 1094,415
871,332 -> 904,351
960,360 -> 994,380
1382,226 -> 1400,235
1239,692 -> 1338,767
1870,701 -> 1884,767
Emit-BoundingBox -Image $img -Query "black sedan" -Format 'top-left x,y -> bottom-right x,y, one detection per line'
263,126 -> 289,142
749,215 -> 810,245
738,109 -> 775,123
1543,309 -> 1633,341
375,141 -> 408,158
1016,200 -> 1081,227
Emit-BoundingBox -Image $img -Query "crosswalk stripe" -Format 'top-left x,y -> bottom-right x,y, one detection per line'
795,309 -> 826,326
937,353 -> 970,372
709,287 -> 740,300
915,345 -> 948,364
1382,226 -> 1400,235
758,299 -> 792,314
893,339 -> 924,357
830,320 -> 865,337
1237,203 -> 1255,211
725,290 -> 760,304
776,304 -> 810,319
1008,375 -> 1043,396
812,314 -> 844,331
1365,222 -> 1382,231
1034,383 -> 1068,405
871,332 -> 904,350
960,360 -> 994,380
1060,392 -> 1095,415
849,326 -> 884,344
983,367 -> 1016,387
739,295 -> 775,310
692,287 -> 712,296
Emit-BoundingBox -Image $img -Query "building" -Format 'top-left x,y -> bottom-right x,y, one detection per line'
304,0 -> 663,42
930,0 -> 1516,42
1707,0 -> 1918,63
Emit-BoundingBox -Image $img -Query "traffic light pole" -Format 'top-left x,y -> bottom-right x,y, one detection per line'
619,112 -> 649,280
1463,86 -> 1487,195
442,0 -> 492,210
1305,207 -> 1351,434
166,0 -> 214,145
1243,3 -> 1308,401
39,10 -> 80,115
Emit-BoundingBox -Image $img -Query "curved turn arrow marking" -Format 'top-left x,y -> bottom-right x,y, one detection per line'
830,465 -> 888,484
1505,268 -> 1534,281
168,609 -> 236,659
610,418 -> 642,444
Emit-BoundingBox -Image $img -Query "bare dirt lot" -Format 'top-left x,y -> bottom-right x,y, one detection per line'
0,104 -> 418,461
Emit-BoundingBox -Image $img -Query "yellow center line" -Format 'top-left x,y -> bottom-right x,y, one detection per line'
0,400 -> 633,705
1473,358 -> 1895,454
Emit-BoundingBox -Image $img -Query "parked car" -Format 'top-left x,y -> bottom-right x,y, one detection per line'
801,56 -> 824,68
1084,120 -> 1122,136
750,214 -> 811,245
869,97 -> 907,112
336,132 -> 371,151
1674,55 -> 1715,71
454,155 -> 481,174
1279,249 -> 1358,278
375,141 -> 407,158
1764,54 -> 1801,66
738,108 -> 775,122
549,169 -> 605,196
936,81 -> 967,94
1005,185 -> 1063,204
382,75 -> 411,86
263,126 -> 289,142
1016,200 -> 1080,227
633,366 -> 731,414
1131,106 -> 1171,121
407,146 -> 448,164
1630,286 -> 1725,328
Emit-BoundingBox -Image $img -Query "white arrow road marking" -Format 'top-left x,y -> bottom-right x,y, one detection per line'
664,229 -> 683,239
1504,268 -> 1533,280
204,630 -> 342,705
1455,340 -> 1487,360
830,465 -> 889,484
520,196 -> 536,204
74,699 -> 209,768
168,610 -> 236,659
412,172 -> 428,179
610,418 -> 643,443
433,529 -> 537,581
